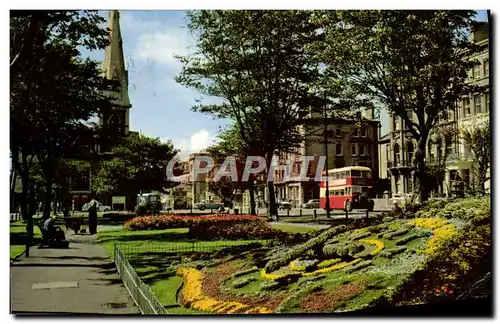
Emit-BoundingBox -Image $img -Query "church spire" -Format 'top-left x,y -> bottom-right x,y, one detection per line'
100,10 -> 132,134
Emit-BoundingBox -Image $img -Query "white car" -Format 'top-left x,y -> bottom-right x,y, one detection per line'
302,199 -> 320,209
82,202 -> 111,212
194,200 -> 224,210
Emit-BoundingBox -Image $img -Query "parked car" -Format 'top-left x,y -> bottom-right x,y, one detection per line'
82,202 -> 112,212
194,200 -> 224,210
278,200 -> 292,210
302,199 -> 320,209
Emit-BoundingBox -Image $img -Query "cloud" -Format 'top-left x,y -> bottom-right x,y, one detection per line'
169,129 -> 217,161
120,11 -> 194,73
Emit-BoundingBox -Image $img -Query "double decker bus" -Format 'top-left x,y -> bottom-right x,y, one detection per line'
319,166 -> 374,212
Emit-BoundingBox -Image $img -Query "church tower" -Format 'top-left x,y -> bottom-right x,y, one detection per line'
100,10 -> 132,152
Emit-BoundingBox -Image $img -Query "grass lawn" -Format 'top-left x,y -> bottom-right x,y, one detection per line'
270,224 -> 320,234
97,228 -> 266,314
10,221 -> 42,260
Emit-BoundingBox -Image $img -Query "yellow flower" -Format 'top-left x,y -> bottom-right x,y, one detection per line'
260,268 -> 285,280
303,259 -> 361,277
317,258 -> 341,269
177,267 -> 271,314
289,259 -> 307,271
408,218 -> 456,255
359,239 -> 384,255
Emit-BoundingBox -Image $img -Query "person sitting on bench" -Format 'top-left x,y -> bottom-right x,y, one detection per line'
42,216 -> 67,247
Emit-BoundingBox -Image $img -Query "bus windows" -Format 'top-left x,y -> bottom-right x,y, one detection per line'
340,189 -> 345,196
351,170 -> 361,177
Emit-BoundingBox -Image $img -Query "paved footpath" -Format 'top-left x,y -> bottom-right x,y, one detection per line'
10,232 -> 139,315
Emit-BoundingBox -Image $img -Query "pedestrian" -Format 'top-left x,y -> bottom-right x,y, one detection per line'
88,197 -> 98,235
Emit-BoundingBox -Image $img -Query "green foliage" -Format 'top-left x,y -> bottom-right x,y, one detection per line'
345,260 -> 372,273
461,123 -> 491,194
232,277 -> 256,289
315,10 -> 483,201
383,228 -> 409,240
264,224 -> 352,273
232,266 -> 259,278
350,232 -> 371,240
379,246 -> 407,258
415,196 -> 490,225
93,133 -> 178,200
395,234 -> 420,246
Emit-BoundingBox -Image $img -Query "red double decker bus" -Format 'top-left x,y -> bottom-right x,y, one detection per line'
319,166 -> 374,212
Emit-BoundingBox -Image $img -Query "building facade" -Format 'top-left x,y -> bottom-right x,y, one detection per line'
385,22 -> 490,198
269,111 -> 381,208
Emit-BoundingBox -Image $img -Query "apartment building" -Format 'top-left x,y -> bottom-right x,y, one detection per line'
269,109 -> 381,208
385,22 -> 490,197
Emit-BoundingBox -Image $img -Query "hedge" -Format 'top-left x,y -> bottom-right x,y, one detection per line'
232,266 -> 259,279
379,246 -> 407,258
264,224 -> 353,273
383,228 -> 409,240
395,234 -> 420,246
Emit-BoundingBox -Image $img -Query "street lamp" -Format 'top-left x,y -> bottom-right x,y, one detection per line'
323,92 -> 331,218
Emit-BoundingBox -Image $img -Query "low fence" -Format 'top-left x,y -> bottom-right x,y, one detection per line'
114,245 -> 169,315
118,240 -> 268,257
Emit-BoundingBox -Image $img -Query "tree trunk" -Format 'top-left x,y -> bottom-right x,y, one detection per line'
265,148 -> 278,219
415,135 -> 429,203
42,175 -> 53,219
19,149 -> 33,256
249,178 -> 256,215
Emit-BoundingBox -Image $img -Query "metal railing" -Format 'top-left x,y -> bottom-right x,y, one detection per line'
114,245 -> 169,315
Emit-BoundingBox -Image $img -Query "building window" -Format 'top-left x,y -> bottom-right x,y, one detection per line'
445,138 -> 453,155
351,143 -> 357,156
360,127 -> 367,137
474,63 -> 481,79
352,128 -> 359,137
359,144 -> 365,156
335,128 -> 341,136
484,59 -> 489,77
463,97 -> 471,116
407,141 -> 414,165
336,143 -> 343,156
474,95 -> 482,114
447,107 -> 454,121
394,143 -> 400,165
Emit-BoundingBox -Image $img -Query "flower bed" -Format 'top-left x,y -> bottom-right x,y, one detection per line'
124,214 -> 285,240
409,218 -> 456,255
358,239 -> 384,256
177,267 -> 272,314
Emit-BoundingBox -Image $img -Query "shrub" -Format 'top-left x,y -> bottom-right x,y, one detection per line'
260,280 -> 281,291
351,232 -> 371,240
232,266 -> 258,278
264,224 -> 353,273
317,258 -> 341,269
232,277 -> 256,289
345,260 -> 372,273
395,234 -> 420,246
379,246 -> 407,258
322,242 -> 363,258
383,228 -> 409,240
369,224 -> 388,234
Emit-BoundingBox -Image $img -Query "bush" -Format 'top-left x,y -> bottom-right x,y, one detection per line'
264,224 -> 353,273
345,260 -> 372,273
351,232 -> 371,240
323,242 -> 364,258
124,214 -> 285,239
395,234 -> 420,246
232,277 -> 256,289
260,280 -> 281,291
383,228 -> 409,240
379,246 -> 407,258
232,266 -> 258,278
369,224 -> 388,234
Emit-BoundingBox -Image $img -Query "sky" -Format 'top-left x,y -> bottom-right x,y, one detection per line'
83,10 -> 488,161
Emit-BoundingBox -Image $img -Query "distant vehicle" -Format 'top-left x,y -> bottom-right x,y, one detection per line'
302,199 -> 320,209
136,192 -> 162,215
194,200 -> 224,210
319,166 -> 375,212
82,202 -> 111,212
278,200 -> 292,210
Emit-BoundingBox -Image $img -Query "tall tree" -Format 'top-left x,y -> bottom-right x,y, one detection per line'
461,123 -> 491,194
206,123 -> 261,214
176,10 -> 326,218
317,10 -> 483,202
10,11 -> 115,254
92,133 -> 178,210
